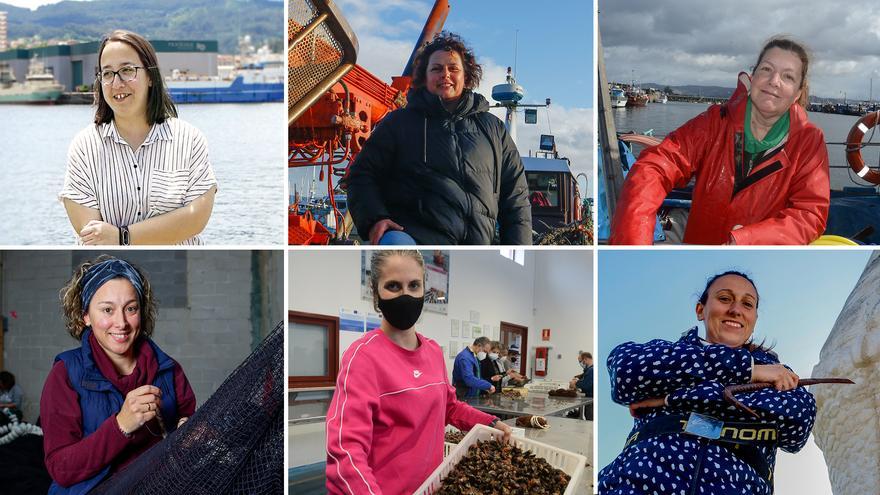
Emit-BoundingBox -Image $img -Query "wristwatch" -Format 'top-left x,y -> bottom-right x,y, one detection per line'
119,225 -> 131,246
489,418 -> 499,428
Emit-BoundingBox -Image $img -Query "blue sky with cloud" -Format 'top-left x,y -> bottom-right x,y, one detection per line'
332,0 -> 594,182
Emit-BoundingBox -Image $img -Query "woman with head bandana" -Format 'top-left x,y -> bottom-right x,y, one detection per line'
325,250 -> 512,494
40,255 -> 196,493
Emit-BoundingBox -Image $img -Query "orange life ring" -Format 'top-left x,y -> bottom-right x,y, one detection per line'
845,111 -> 880,185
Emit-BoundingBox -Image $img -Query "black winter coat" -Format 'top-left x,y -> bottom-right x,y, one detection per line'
346,87 -> 532,245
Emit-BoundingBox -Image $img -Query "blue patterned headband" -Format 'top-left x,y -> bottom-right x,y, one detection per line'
81,258 -> 145,311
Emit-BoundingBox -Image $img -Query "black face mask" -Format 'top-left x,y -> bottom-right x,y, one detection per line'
378,294 -> 424,330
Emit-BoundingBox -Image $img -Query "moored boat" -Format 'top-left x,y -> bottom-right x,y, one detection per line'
165,59 -> 283,103
0,57 -> 63,104
610,87 -> 627,108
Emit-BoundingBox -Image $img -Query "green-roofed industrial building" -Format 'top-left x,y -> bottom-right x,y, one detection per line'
0,39 -> 218,91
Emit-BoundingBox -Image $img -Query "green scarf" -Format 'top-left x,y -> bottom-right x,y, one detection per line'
745,98 -> 790,154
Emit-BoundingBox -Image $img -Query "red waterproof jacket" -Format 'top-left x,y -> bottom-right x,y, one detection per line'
610,73 -> 830,245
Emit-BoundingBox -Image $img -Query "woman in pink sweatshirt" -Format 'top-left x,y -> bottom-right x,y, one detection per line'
325,250 -> 512,494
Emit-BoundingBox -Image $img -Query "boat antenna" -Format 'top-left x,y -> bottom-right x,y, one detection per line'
545,100 -> 552,135
513,29 -> 518,78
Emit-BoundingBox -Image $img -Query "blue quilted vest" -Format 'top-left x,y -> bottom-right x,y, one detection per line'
48,329 -> 178,495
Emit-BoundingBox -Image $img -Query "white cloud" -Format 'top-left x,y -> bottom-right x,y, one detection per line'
2,0 -> 64,8
475,57 -> 593,196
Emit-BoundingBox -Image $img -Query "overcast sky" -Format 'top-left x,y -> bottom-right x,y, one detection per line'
599,0 -> 880,101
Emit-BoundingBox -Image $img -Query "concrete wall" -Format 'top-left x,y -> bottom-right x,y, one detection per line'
289,250 -> 593,383
0,249 -> 283,422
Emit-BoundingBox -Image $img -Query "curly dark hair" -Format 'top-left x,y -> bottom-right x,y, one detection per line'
59,254 -> 158,340
411,31 -> 482,91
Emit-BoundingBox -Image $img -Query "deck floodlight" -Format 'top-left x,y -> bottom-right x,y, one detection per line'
525,108 -> 537,124
540,134 -> 555,151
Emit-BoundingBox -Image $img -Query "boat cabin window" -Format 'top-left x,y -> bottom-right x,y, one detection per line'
527,172 -> 560,208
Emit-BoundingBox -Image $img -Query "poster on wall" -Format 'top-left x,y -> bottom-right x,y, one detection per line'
366,312 -> 382,331
339,309 -> 365,333
361,250 -> 450,314
470,310 -> 480,324
448,341 -> 458,358
451,319 -> 460,337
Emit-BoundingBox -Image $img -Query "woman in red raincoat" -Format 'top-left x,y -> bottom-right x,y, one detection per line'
610,37 -> 829,245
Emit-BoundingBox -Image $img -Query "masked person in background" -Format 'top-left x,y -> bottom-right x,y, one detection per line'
452,337 -> 497,398
570,351 -> 593,397
325,250 -> 512,495
479,341 -> 508,394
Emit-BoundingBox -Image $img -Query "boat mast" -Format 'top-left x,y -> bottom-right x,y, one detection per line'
490,32 -> 547,149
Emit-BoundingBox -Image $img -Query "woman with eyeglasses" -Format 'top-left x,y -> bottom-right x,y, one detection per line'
60,30 -> 218,245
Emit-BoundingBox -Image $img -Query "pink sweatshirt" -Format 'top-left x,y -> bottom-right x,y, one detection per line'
326,329 -> 496,495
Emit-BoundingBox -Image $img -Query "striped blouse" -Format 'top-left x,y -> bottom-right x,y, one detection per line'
60,117 -> 217,245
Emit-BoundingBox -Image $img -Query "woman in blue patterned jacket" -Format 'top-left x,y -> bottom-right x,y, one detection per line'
599,271 -> 815,495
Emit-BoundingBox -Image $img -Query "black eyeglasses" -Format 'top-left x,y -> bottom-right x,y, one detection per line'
96,66 -> 151,85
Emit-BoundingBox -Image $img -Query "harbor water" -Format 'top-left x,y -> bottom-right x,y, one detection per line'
0,103 -> 286,245
612,101 -> 880,191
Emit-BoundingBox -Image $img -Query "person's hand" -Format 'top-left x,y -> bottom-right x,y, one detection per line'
116,385 -> 162,435
752,364 -> 799,391
628,397 -> 666,418
492,420 -> 512,442
491,374 -> 502,382
569,378 -> 578,389
80,220 -> 120,245
177,417 -> 189,428
488,385 -> 496,394
368,219 -> 404,245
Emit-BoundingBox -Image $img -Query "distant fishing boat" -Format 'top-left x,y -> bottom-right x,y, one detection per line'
165,58 -> 283,103
625,89 -> 648,107
0,56 -> 63,104
610,87 -> 628,108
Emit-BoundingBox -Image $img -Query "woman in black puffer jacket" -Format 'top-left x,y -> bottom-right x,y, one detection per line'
346,32 -> 532,245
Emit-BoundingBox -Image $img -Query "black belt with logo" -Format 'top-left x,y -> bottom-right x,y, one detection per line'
623,413 -> 777,483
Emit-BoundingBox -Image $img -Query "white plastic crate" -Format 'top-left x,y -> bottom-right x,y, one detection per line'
415,424 -> 585,495
443,425 -> 461,458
